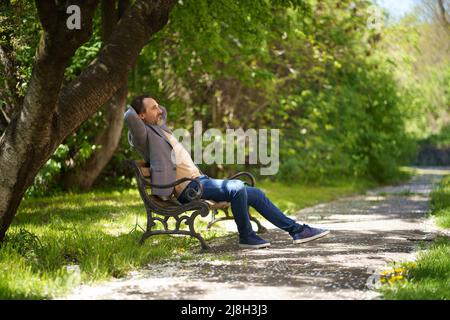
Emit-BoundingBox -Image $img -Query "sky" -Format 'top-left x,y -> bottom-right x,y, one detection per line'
374,0 -> 420,21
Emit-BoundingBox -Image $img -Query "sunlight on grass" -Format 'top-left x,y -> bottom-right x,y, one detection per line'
379,237 -> 450,300
430,175 -> 450,228
380,174 -> 450,300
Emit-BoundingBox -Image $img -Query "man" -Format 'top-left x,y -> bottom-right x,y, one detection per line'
124,94 -> 330,249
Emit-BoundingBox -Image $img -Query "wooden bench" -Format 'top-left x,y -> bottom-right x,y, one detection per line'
126,159 -> 267,250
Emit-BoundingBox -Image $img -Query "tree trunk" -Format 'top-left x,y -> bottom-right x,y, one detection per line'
0,0 -> 177,242
62,85 -> 128,190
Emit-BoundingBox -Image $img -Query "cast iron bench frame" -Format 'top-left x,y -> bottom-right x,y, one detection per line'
126,159 -> 267,250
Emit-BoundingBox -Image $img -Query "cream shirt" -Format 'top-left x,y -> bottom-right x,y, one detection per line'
163,131 -> 201,197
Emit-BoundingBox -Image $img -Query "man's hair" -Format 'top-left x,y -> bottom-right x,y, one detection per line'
130,94 -> 153,114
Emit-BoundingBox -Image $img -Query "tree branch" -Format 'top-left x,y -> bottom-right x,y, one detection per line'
60,0 -> 134,190
1,0 -> 101,155
35,0 -> 58,33
118,0 -> 132,16
54,0 -> 177,143
101,0 -> 119,42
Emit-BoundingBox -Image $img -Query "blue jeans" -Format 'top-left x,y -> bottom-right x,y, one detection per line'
177,176 -> 304,239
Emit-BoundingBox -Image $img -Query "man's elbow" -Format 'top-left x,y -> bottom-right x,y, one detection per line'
124,108 -> 133,122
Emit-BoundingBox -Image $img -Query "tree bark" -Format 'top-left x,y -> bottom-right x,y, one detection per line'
62,85 -> 128,190
0,0 -> 177,241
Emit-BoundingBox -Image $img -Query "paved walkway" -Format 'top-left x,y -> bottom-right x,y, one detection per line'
61,167 -> 450,300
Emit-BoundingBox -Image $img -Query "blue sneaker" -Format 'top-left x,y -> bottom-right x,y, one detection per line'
239,233 -> 271,249
292,225 -> 330,244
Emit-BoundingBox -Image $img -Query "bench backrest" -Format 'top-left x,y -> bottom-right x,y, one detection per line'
137,160 -> 151,180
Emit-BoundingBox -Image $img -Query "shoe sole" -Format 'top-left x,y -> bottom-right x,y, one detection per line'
239,242 -> 271,249
293,230 -> 330,244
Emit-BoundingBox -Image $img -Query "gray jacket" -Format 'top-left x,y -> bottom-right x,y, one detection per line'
124,105 -> 177,196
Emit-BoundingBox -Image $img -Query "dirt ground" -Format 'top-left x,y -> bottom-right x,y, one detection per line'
60,166 -> 450,300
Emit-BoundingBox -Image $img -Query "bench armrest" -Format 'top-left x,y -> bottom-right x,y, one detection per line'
148,177 -> 203,201
226,172 -> 255,187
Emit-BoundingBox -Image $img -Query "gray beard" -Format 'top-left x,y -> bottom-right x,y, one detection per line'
146,118 -> 163,126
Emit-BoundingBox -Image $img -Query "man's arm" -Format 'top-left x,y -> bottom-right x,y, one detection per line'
124,106 -> 147,151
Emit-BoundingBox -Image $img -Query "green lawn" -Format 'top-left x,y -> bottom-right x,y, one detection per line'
379,175 -> 450,300
256,179 -> 376,215
430,175 -> 450,229
0,177 -> 382,299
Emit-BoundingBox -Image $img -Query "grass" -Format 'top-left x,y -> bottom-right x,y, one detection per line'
0,177 -> 395,299
430,175 -> 450,228
256,179 -> 377,215
379,174 -> 450,300
0,189 -> 216,299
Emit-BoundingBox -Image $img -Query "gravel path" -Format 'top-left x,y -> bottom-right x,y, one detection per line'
61,166 -> 450,300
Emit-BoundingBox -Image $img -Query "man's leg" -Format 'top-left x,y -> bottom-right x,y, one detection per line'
183,178 -> 302,236
245,186 -> 330,242
198,178 -> 255,239
178,177 -> 328,245
245,186 -> 304,236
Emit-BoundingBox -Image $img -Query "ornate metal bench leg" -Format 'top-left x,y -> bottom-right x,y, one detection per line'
139,232 -> 152,245
207,208 -> 235,230
195,235 -> 211,251
139,211 -> 156,245
206,209 -> 219,230
207,208 -> 268,234
250,215 -> 268,234
189,208 -> 211,251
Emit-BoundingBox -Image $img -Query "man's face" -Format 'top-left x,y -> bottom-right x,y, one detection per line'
139,98 -> 163,125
